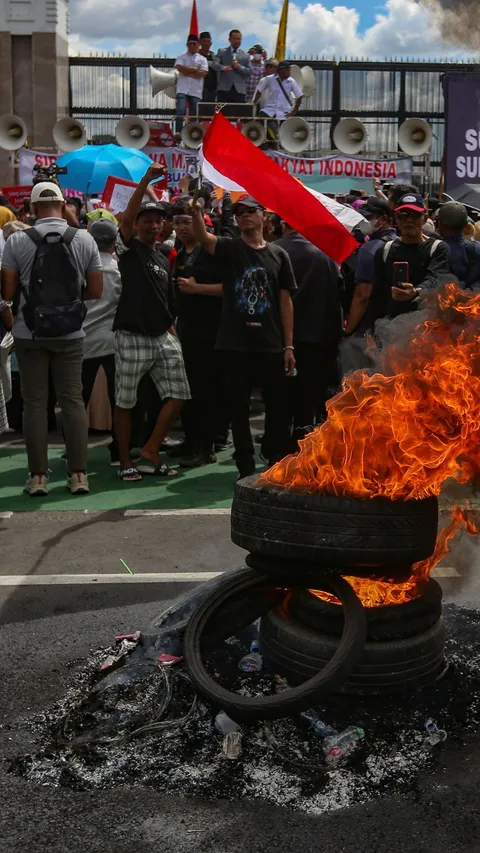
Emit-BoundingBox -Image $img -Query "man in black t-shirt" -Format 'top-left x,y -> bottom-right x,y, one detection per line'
113,164 -> 191,481
172,201 -> 225,467
191,193 -> 296,479
369,193 -> 449,323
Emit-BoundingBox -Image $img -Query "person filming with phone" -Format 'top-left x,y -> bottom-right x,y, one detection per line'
368,193 -> 449,322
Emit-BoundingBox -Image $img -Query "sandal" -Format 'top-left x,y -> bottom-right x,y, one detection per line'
118,467 -> 143,482
136,461 -> 178,477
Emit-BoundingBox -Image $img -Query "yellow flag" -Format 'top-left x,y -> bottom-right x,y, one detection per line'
275,0 -> 289,62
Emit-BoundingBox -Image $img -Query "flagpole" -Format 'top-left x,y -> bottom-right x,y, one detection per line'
275,0 -> 289,62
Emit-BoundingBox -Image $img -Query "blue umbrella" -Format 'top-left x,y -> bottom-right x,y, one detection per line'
56,144 -> 155,194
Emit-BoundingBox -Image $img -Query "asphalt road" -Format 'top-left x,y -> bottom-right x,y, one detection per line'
1,510 -> 480,853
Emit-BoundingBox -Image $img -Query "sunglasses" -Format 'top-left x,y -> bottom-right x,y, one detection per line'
396,210 -> 423,221
235,206 -> 260,216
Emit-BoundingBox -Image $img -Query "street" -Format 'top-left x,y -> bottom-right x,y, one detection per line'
1,505 -> 480,853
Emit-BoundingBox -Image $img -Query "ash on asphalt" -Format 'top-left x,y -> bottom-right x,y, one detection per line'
6,603 -> 480,817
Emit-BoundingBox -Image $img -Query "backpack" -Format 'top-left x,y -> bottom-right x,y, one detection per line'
22,227 -> 86,338
341,234 -> 393,315
382,238 -> 441,262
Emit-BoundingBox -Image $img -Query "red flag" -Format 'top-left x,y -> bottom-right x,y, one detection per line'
202,113 -> 358,264
189,0 -> 199,36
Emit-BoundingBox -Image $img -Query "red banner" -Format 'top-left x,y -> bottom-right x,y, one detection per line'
1,185 -> 33,208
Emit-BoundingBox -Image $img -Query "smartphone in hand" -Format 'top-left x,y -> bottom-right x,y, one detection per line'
393,261 -> 410,288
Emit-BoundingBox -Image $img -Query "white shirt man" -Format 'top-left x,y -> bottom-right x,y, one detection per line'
175,39 -> 209,99
255,61 -> 303,120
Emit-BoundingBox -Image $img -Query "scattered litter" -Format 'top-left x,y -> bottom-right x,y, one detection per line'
215,711 -> 243,760
424,717 -> 448,747
300,709 -> 337,739
323,726 -> 365,766
9,602 -> 480,816
120,558 -> 134,576
238,640 -> 263,673
156,654 -> 183,666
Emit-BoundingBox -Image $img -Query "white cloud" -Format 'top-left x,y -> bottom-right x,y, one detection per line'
68,0 -> 475,59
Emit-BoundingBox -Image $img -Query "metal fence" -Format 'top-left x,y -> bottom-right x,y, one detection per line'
69,57 -> 480,188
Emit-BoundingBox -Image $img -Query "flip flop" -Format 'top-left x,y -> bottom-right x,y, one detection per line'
136,461 -> 178,477
118,467 -> 143,482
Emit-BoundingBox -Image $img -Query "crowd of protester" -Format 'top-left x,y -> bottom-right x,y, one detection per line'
1,171 -> 480,497
174,29 -> 301,133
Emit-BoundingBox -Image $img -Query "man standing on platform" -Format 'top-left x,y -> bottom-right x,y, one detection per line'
174,34 -> 208,134
199,31 -> 217,104
213,29 -> 252,104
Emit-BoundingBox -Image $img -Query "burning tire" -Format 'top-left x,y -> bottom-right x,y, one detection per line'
183,567 -> 367,723
260,603 -> 445,695
289,580 -> 443,641
231,477 -> 439,567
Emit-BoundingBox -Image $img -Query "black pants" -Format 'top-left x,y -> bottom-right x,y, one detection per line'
291,343 -> 339,441
222,350 -> 290,475
81,354 -> 118,459
181,338 -> 225,454
217,87 -> 245,103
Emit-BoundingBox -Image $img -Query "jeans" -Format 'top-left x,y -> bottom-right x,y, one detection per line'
175,94 -> 201,133
221,350 -> 290,475
15,337 -> 88,474
258,110 -> 278,144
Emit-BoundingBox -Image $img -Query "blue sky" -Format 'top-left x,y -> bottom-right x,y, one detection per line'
68,0 -> 471,61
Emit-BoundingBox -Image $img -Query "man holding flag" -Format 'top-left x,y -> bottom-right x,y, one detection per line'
190,194 -> 296,480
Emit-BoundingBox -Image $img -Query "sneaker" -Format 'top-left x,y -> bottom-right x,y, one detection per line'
67,472 -> 89,494
214,438 -> 233,452
179,451 -> 217,468
24,473 -> 49,496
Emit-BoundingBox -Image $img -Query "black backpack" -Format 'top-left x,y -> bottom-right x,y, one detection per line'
22,227 -> 86,338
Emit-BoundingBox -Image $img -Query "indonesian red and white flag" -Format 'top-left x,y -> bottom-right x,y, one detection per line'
201,112 -> 359,264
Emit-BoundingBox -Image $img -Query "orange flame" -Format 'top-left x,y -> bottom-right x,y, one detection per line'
310,506 -> 479,607
260,284 -> 480,500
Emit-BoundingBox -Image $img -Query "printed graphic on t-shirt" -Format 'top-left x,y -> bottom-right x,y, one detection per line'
234,266 -> 271,316
146,258 -> 167,279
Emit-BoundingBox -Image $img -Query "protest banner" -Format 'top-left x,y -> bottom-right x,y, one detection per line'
0,185 -> 33,207
444,73 -> 480,205
102,175 -> 169,214
144,146 -> 412,193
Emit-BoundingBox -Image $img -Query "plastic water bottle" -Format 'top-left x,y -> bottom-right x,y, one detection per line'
300,709 -> 337,738
215,711 -> 243,759
323,726 -> 365,765
238,640 -> 263,673
274,674 -> 290,693
424,718 -> 447,747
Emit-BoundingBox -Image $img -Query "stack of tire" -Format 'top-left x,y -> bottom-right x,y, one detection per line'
184,477 -> 443,722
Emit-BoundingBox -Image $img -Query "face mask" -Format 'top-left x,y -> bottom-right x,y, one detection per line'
254,53 -> 262,60
357,219 -> 374,236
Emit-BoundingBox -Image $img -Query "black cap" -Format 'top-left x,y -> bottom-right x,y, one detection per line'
361,196 -> 393,219
136,201 -> 166,219
199,31 -> 211,39
231,194 -> 266,213
187,33 -> 199,42
395,193 -> 427,213
278,60 -> 292,69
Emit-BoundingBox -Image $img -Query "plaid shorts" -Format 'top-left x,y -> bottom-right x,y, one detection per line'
114,330 -> 191,409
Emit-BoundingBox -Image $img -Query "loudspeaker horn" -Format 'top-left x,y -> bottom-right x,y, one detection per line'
150,66 -> 179,100
181,122 -> 205,149
289,65 -> 304,96
278,116 -> 312,154
115,116 -> 150,149
301,65 -> 316,99
241,120 -> 266,147
53,117 -> 86,152
0,114 -> 27,150
333,118 -> 367,155
398,118 -> 432,156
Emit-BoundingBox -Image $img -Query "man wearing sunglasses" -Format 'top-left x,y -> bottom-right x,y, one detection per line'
369,193 -> 449,322
191,194 -> 296,480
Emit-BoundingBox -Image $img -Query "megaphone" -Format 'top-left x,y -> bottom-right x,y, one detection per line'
181,122 -> 205,149
289,65 -> 304,95
398,118 -> 432,156
115,116 -> 150,149
278,117 -> 312,154
150,66 -> 179,100
0,114 -> 27,150
241,120 -> 266,147
333,118 -> 367,155
53,118 -> 86,152
301,66 -> 316,99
